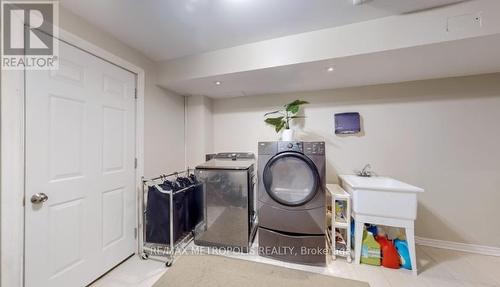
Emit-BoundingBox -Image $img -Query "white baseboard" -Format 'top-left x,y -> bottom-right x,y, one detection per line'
415,236 -> 500,257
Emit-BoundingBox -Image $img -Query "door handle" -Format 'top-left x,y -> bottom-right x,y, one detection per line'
31,193 -> 49,204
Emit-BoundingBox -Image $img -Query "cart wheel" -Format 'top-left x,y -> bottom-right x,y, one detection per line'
165,261 -> 172,267
141,254 -> 149,260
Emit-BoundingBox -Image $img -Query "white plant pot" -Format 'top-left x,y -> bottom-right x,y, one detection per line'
282,129 -> 295,141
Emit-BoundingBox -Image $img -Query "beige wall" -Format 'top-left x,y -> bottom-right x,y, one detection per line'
59,7 -> 186,177
186,95 -> 214,168
211,73 -> 500,248
144,88 -> 186,176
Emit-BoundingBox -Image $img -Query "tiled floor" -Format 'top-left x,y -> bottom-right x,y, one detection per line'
91,244 -> 500,287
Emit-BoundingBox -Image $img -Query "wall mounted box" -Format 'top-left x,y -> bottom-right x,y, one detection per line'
335,112 -> 361,134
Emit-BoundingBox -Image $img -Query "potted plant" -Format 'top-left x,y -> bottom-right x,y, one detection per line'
264,100 -> 309,141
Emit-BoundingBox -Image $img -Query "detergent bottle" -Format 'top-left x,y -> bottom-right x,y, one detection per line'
376,236 -> 400,269
394,239 -> 412,270
360,231 -> 381,266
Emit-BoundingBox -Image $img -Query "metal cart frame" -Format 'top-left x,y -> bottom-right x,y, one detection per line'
327,184 -> 352,263
139,170 -> 204,267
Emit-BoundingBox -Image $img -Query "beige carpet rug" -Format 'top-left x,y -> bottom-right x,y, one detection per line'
153,255 -> 369,287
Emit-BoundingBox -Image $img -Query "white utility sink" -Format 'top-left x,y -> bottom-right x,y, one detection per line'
339,175 -> 424,220
340,174 -> 424,274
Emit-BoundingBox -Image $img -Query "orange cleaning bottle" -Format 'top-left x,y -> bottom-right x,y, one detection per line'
376,236 -> 401,269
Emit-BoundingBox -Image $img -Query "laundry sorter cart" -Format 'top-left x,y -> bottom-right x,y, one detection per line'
326,184 -> 352,262
139,169 -> 205,266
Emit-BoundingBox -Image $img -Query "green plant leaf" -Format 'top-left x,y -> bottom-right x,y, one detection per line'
292,100 -> 309,105
285,100 -> 309,113
287,105 -> 299,114
275,121 -> 285,133
264,100 -> 308,134
264,116 -> 284,127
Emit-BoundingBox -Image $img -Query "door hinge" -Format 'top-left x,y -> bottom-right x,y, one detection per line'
134,227 -> 138,239
22,196 -> 25,206
134,158 -> 138,169
134,88 -> 138,99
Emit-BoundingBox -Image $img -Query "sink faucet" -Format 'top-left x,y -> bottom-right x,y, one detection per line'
356,164 -> 373,177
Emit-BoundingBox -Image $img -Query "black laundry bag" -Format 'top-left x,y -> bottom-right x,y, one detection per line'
145,183 -> 187,245
174,175 -> 204,232
177,177 -> 197,232
177,176 -> 204,232
188,174 -> 204,230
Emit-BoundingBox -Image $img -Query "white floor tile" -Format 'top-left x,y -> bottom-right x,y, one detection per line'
89,256 -> 166,287
351,263 -> 391,287
421,246 -> 499,286
415,246 -> 456,281
462,253 -> 500,286
381,266 -> 428,287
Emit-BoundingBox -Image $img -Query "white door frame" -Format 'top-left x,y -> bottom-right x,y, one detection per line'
1,27 -> 145,287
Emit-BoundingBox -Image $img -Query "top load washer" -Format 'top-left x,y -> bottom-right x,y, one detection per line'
194,152 -> 257,252
258,141 -> 326,265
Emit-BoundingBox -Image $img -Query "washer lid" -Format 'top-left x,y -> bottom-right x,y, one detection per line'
196,152 -> 255,170
214,152 -> 255,160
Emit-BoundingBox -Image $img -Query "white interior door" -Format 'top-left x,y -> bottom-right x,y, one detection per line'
25,39 -> 137,287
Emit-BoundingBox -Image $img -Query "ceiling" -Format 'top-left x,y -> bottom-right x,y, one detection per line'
60,0 -> 465,61
165,34 -> 500,98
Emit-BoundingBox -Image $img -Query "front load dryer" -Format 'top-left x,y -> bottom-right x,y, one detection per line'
257,141 -> 326,265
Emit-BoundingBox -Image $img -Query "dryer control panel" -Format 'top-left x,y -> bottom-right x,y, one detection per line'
278,141 -> 303,152
303,142 -> 325,155
259,141 -> 325,155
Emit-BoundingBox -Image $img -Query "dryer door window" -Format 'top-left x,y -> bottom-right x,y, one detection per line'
263,152 -> 320,206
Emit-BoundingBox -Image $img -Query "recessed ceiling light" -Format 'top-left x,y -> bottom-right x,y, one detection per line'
214,81 -> 221,85
327,67 -> 334,72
